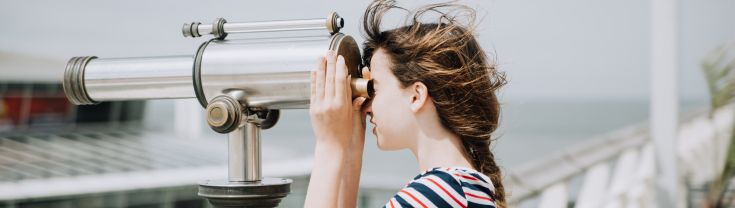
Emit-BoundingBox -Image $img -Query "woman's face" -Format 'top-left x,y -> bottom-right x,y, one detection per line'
365,48 -> 415,151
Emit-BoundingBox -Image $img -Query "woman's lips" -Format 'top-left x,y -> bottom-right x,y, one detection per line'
372,126 -> 377,135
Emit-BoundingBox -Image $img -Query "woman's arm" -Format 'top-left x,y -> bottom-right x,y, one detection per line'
338,144 -> 364,208
306,142 -> 347,208
337,98 -> 368,207
305,51 -> 363,208
337,68 -> 371,208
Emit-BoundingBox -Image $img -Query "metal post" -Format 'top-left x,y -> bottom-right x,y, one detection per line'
243,122 -> 262,181
228,122 -> 261,182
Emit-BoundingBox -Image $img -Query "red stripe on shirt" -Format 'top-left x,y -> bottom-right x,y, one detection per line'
466,192 -> 494,201
454,173 -> 480,181
400,190 -> 428,208
426,178 -> 467,208
389,198 -> 395,208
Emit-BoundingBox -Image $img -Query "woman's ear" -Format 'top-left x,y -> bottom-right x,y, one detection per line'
409,82 -> 429,112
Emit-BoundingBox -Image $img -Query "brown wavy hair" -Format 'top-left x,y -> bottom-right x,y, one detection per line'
361,0 -> 508,206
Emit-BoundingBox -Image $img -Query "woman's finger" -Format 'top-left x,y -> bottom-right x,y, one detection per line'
362,67 -> 371,79
352,96 -> 366,112
324,50 -> 336,100
345,75 -> 353,102
315,56 -> 326,101
310,70 -> 317,106
334,55 -> 348,102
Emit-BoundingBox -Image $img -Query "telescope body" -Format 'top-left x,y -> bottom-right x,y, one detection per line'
196,34 -> 362,109
64,14 -> 370,110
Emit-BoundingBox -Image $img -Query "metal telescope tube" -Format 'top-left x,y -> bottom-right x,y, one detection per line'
63,56 -> 195,104
64,33 -> 371,107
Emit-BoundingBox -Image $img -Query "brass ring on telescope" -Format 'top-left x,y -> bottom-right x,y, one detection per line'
326,12 -> 344,34
329,33 -> 372,99
63,56 -> 98,105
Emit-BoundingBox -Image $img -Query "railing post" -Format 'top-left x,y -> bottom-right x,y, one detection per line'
650,0 -> 682,207
576,163 -> 610,208
626,144 -> 656,207
607,149 -> 640,205
538,183 -> 567,208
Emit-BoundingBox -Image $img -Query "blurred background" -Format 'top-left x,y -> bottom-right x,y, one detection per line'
0,0 -> 733,207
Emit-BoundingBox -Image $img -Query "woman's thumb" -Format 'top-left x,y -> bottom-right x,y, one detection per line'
352,97 -> 367,110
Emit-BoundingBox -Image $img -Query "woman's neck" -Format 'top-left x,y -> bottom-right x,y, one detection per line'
410,126 -> 474,172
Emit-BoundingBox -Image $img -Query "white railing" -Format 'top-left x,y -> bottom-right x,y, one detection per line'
508,104 -> 734,207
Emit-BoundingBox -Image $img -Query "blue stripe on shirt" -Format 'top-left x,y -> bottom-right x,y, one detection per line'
468,172 -> 489,183
394,194 -> 412,207
428,170 -> 466,197
468,201 -> 496,208
407,181 -> 453,207
460,181 -> 493,196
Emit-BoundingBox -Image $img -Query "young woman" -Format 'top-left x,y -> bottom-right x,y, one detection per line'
305,1 -> 507,207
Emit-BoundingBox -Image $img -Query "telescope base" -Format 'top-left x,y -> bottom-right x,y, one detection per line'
199,178 -> 292,208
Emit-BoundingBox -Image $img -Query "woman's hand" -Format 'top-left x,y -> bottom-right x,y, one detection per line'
305,51 -> 368,208
309,51 -> 355,149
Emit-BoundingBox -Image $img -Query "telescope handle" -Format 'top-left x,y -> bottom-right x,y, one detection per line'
183,12 -> 343,39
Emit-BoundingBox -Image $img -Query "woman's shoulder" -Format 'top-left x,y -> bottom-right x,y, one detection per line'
385,167 -> 497,208
415,167 -> 497,202
415,167 -> 494,186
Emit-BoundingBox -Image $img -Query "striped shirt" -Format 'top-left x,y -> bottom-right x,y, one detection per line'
384,167 -> 497,208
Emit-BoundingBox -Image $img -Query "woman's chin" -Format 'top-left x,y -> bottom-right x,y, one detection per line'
375,137 -> 388,150
375,137 -> 401,151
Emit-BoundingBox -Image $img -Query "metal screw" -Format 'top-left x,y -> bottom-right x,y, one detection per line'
207,101 -> 230,128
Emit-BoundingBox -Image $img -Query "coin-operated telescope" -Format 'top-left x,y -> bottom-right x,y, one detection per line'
62,12 -> 373,207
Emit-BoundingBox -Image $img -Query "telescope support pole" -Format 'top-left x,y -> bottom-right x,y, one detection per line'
228,122 -> 261,182
199,99 -> 291,208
